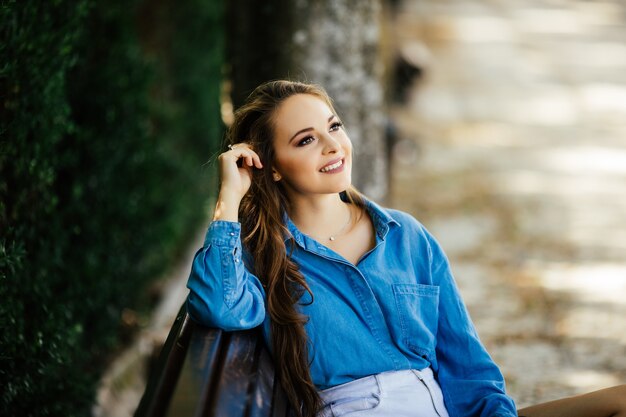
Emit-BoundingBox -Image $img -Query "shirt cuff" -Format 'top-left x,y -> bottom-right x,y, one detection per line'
204,220 -> 241,248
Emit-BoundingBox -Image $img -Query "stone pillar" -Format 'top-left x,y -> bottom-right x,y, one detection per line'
228,0 -> 387,201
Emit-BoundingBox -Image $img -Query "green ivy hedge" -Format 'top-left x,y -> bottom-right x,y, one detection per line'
0,0 -> 223,415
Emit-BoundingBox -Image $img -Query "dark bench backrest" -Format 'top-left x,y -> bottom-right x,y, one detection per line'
135,305 -> 291,417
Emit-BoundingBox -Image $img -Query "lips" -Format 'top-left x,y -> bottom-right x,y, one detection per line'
319,158 -> 344,173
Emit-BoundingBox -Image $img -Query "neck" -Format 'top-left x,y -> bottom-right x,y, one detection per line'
288,193 -> 350,239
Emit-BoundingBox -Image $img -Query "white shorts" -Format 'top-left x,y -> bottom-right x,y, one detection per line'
317,368 -> 450,417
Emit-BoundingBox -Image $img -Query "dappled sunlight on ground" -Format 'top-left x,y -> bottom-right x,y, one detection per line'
539,146 -> 626,175
391,0 -> 626,407
535,263 -> 626,306
562,370 -> 622,392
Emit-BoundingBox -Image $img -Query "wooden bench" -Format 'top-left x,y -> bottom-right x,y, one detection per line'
135,306 -> 530,417
135,305 -> 292,417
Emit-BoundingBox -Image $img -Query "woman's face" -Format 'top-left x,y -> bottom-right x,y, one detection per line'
271,94 -> 352,198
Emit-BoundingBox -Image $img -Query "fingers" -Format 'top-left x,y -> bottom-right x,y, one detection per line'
224,143 -> 263,169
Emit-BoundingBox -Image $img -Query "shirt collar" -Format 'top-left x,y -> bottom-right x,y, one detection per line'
365,198 -> 400,240
282,196 -> 400,246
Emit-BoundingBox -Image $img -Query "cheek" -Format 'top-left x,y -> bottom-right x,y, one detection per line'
340,133 -> 352,150
274,154 -> 311,179
342,139 -> 353,160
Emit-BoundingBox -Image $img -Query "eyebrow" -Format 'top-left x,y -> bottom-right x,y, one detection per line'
288,114 -> 336,144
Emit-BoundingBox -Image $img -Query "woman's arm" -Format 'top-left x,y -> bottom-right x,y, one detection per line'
424,229 -> 518,417
186,220 -> 266,331
186,143 -> 266,330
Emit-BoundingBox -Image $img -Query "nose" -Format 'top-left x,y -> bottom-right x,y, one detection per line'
321,133 -> 341,154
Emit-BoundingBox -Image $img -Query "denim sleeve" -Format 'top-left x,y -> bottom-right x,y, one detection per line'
425,230 -> 517,417
185,220 -> 266,331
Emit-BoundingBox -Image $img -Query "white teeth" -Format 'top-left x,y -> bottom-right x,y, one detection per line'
320,160 -> 343,172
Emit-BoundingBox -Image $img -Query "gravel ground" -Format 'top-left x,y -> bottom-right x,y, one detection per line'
389,0 -> 626,408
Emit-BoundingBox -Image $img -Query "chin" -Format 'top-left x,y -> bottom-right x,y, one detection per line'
336,178 -> 352,192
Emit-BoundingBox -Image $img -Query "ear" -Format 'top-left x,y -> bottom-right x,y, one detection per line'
272,168 -> 282,182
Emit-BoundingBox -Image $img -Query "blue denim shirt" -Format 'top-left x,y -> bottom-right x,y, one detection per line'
186,199 -> 517,417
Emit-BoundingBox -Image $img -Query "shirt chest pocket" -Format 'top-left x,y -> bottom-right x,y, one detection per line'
392,283 -> 440,360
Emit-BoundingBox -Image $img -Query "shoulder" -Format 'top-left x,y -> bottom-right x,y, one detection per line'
386,207 -> 423,229
367,200 -> 428,235
373,205 -> 453,278
364,199 -> 436,248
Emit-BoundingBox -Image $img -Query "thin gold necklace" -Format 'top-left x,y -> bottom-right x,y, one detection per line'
328,207 -> 352,241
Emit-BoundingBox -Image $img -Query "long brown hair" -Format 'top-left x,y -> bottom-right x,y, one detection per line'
226,80 -> 364,417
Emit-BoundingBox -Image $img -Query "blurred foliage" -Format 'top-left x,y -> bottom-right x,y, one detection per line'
0,0 -> 223,415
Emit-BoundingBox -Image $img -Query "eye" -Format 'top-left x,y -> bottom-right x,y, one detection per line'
330,121 -> 343,132
297,136 -> 315,147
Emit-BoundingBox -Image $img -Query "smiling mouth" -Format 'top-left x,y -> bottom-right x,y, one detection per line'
319,159 -> 344,172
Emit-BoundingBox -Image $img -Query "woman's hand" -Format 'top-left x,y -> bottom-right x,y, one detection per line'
213,143 -> 263,221
219,143 -> 263,199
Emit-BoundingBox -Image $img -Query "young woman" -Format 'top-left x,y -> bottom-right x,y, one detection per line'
185,80 -> 626,417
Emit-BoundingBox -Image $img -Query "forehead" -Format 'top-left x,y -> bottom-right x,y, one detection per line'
273,94 -> 333,136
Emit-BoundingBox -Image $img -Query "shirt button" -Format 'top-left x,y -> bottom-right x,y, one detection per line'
229,232 -> 235,236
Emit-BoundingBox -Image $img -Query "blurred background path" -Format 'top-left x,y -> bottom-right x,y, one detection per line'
389,0 -> 626,407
